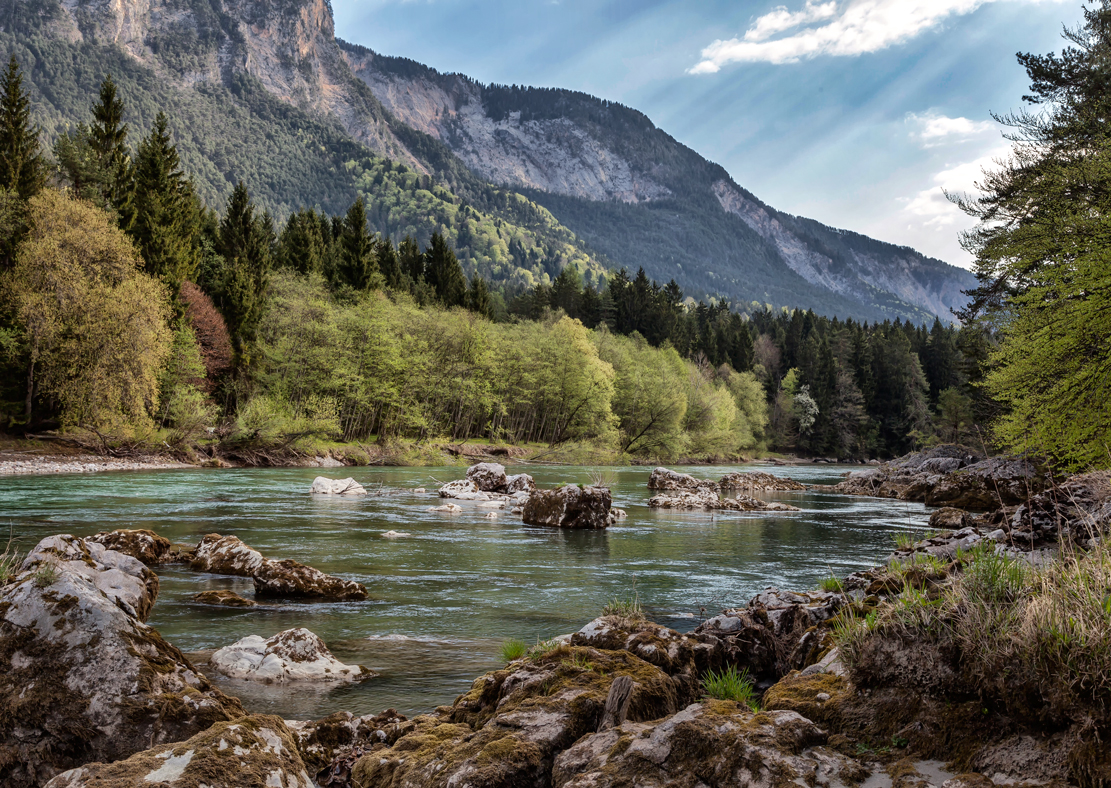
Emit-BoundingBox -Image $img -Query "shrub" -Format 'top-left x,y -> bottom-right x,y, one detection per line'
702,666 -> 758,710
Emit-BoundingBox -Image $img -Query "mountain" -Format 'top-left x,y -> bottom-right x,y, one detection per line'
2,0 -> 976,322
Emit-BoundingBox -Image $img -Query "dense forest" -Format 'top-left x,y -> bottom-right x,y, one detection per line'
1,34 -> 1104,470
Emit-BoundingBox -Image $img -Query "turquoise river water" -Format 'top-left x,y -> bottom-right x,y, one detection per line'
0,463 -> 928,721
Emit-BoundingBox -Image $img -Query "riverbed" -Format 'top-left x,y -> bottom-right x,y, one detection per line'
0,463 -> 928,720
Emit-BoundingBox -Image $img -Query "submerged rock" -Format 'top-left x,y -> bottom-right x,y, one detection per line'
522,485 -> 612,529
192,589 -> 256,607
648,488 -> 800,513
310,477 -> 368,496
381,530 -> 411,538
43,714 -> 313,788
430,503 -> 463,514
189,534 -> 368,601
647,467 -> 717,491
210,628 -> 375,684
466,462 -> 508,492
0,536 -> 245,788
85,529 -> 173,566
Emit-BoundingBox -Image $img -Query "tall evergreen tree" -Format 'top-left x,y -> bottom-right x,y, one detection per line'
423,231 -> 467,307
217,182 -> 272,357
0,56 -> 46,200
336,197 -> 379,290
130,113 -> 197,293
89,75 -> 132,218
466,275 -> 494,319
398,236 -> 424,283
376,236 -> 405,291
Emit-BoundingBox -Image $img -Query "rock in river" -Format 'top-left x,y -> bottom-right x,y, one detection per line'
210,627 -> 375,684
192,589 -> 256,607
44,715 -> 314,788
85,529 -> 173,566
466,462 -> 509,492
0,536 -> 245,788
647,467 -> 717,491
522,485 -> 612,529
310,477 -> 368,496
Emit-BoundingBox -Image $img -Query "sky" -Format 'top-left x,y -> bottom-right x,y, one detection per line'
329,0 -> 1088,269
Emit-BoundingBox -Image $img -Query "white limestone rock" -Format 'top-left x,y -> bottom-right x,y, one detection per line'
310,476 -> 367,496
210,628 -> 375,684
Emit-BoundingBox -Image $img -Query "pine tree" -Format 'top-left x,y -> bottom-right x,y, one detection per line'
376,236 -> 405,290
217,182 -> 271,355
278,208 -> 327,275
90,75 -> 132,219
336,197 -> 379,290
130,113 -> 197,293
423,231 -> 467,307
398,236 -> 424,283
466,275 -> 494,319
0,56 -> 46,200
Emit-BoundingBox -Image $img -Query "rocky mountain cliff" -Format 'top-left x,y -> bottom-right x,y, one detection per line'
3,0 -> 976,322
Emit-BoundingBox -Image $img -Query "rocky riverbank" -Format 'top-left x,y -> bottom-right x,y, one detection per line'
0,453 -> 194,475
3,451 -> 1107,787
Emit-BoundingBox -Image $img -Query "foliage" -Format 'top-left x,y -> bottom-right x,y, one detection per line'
954,5 -> 1111,470
500,639 -> 527,662
601,592 -> 644,621
0,56 -> 46,201
32,558 -> 59,588
701,666 -> 758,710
2,190 -> 172,428
158,325 -> 215,444
819,575 -> 843,593
180,281 -> 233,388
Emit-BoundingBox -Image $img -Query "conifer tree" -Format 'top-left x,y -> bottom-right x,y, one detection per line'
130,113 -> 197,293
0,56 -> 46,200
466,275 -> 494,319
376,236 -> 405,290
217,182 -> 271,355
278,207 -> 326,275
336,197 -> 379,290
90,75 -> 132,219
398,236 -> 424,283
423,231 -> 467,307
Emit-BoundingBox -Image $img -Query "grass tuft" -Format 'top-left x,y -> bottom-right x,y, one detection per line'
0,535 -> 21,586
701,665 -> 759,710
819,574 -> 843,593
500,639 -> 527,662
32,560 -> 59,588
527,637 -> 562,659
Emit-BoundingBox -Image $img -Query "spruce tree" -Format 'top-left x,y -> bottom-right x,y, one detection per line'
130,113 -> 197,293
466,275 -> 494,319
217,182 -> 271,355
376,236 -> 404,290
423,231 -> 466,307
336,197 -> 379,290
90,75 -> 132,218
278,208 -> 326,275
0,56 -> 46,200
398,236 -> 424,283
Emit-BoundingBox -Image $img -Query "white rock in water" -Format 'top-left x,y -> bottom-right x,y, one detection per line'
382,530 -> 411,538
429,504 -> 463,514
210,628 -> 375,684
484,512 -> 498,519
476,500 -> 505,509
412,487 -> 427,493
438,478 -> 480,498
310,477 -> 367,496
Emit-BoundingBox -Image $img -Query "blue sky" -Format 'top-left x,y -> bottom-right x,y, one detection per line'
330,0 -> 1087,268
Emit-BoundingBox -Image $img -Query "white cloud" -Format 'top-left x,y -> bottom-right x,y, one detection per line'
689,0 -> 1066,72
903,145 -> 1010,229
907,111 -> 997,147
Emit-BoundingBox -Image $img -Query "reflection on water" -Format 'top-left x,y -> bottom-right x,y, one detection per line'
0,463 -> 929,719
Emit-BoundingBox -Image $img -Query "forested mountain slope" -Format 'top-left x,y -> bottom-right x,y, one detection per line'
343,45 -> 977,321
2,0 -> 975,319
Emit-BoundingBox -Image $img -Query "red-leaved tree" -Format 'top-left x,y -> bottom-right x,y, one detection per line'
180,281 -> 233,392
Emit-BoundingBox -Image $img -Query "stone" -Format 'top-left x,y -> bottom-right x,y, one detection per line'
430,503 -> 463,514
43,715 -> 313,788
189,533 -> 267,577
85,529 -> 172,566
210,628 -> 375,684
438,478 -> 480,498
192,589 -> 256,607
21,534 -> 159,622
0,537 -> 245,788
522,485 -> 612,529
505,473 -> 536,494
929,507 -> 972,530
551,703 -> 863,788
719,471 -> 806,491
649,488 -> 800,513
485,512 -> 499,519
382,530 -> 411,538
647,467 -> 717,491
610,508 -> 627,519
310,477 -> 368,496
288,709 -> 411,781
466,462 -> 508,492
412,487 -> 427,493
477,500 -> 506,509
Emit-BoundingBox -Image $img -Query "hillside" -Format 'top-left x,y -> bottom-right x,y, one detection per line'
2,0 -> 975,320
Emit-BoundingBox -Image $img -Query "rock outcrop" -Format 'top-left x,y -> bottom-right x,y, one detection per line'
505,473 -> 536,494
288,709 -> 410,782
820,446 -> 1051,511
647,467 -> 716,491
648,488 -> 800,513
466,462 -> 508,492
210,628 -> 375,684
43,715 -> 313,788
189,534 -> 369,601
85,529 -> 173,566
310,477 -> 368,496
522,485 -> 612,529
719,471 -> 806,492
0,536 -> 245,788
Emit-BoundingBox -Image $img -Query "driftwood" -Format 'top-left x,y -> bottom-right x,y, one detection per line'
598,675 -> 634,732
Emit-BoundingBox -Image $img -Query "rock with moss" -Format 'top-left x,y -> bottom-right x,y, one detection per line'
288,709 -> 410,782
189,534 -> 267,577
85,529 -> 173,566
351,646 -> 683,788
310,477 -> 368,496
505,473 -> 536,494
0,537 -> 245,788
570,616 -> 722,689
21,534 -> 159,623
648,488 -> 800,513
210,627 -> 376,684
719,471 -> 806,492
467,462 -> 509,492
551,702 -> 867,788
522,485 -> 612,529
42,714 -> 313,788
191,589 -> 256,607
647,467 -> 717,491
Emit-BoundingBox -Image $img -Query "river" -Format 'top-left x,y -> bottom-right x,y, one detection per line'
0,463 -> 928,721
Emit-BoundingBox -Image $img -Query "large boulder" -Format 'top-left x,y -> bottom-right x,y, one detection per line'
647,467 -> 717,491
209,627 -> 375,684
192,589 -> 256,607
648,489 -> 800,513
351,646 -> 682,788
505,473 -> 536,494
438,478 -> 490,500
310,477 -> 367,496
522,485 -> 612,529
85,529 -> 172,566
719,471 -> 806,491
466,462 -> 508,492
43,715 -> 313,788
288,709 -> 411,782
189,534 -> 368,601
0,536 -> 245,788
551,702 -> 863,788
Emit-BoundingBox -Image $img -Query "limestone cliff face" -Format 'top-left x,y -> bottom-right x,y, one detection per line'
343,45 -> 670,203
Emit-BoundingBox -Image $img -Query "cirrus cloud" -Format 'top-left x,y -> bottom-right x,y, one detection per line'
690,0 -> 1067,72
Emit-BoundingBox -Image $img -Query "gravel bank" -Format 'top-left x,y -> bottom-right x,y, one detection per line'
0,454 -> 194,476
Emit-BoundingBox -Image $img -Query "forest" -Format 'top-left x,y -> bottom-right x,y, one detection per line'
0,43 -> 1103,470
